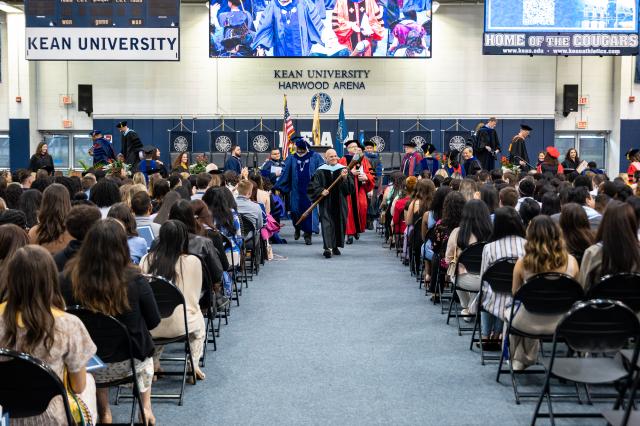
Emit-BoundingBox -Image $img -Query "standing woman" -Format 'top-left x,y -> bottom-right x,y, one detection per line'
28,183 -> 72,254
60,219 -> 161,424
29,142 -> 55,175
141,220 -> 206,381
172,152 -> 190,174
561,148 -> 581,171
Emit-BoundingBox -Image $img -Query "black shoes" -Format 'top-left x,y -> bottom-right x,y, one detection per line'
304,233 -> 312,245
346,236 -> 354,245
294,229 -> 301,240
354,233 -> 360,240
323,250 -> 332,258
332,248 -> 341,255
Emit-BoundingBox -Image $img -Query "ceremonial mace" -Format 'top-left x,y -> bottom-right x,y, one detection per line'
295,154 -> 363,226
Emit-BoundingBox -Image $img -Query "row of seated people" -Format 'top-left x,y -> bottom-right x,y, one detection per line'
377,166 -> 640,417
0,166 -> 276,425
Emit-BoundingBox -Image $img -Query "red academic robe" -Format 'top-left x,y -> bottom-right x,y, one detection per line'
628,162 -> 640,184
339,156 -> 374,235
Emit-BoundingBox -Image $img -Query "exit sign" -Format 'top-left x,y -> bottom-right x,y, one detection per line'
578,96 -> 589,106
63,120 -> 73,128
576,120 -> 588,129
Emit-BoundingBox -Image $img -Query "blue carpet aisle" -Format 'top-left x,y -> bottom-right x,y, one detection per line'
112,222 -> 602,425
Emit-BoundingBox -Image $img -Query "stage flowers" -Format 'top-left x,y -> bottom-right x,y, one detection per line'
501,156 -> 520,174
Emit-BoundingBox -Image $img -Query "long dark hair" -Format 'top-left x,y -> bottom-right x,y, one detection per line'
203,186 -> 236,232
457,199 -> 492,249
0,246 -> 65,353
66,219 -> 135,316
18,189 -> 42,229
153,190 -> 181,225
442,191 -> 466,229
414,179 -> 436,221
479,185 -> 499,214
430,186 -> 452,222
169,200 -> 199,235
107,202 -> 138,237
146,220 -> 189,283
559,203 -> 594,259
89,179 -> 121,208
490,207 -> 525,241
36,183 -> 71,244
596,201 -> 640,278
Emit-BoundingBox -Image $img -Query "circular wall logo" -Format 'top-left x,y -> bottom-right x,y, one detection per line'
410,135 -> 426,152
252,134 -> 270,152
173,136 -> 189,152
311,93 -> 332,113
215,135 -> 232,152
370,135 -> 385,152
449,135 -> 467,152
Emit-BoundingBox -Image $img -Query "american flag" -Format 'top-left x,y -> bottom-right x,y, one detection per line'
282,95 -> 295,160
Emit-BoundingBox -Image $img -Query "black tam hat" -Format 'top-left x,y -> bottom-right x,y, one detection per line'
344,140 -> 364,149
520,124 -> 533,131
116,121 -> 128,129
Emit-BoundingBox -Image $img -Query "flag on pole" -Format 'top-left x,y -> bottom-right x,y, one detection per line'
311,94 -> 321,146
336,98 -> 347,157
282,95 -> 296,160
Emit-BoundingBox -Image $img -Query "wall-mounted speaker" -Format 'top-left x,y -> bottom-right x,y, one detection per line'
563,84 -> 579,117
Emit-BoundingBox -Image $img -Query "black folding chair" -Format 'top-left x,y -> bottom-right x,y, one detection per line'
220,233 -> 240,307
66,306 -> 147,425
0,348 -> 75,425
500,273 -> 585,404
195,256 -> 218,365
409,218 -> 424,282
144,274 -> 197,406
531,299 -> 640,425
446,242 -> 486,335
588,273 -> 640,313
470,257 -> 517,365
240,214 -> 261,279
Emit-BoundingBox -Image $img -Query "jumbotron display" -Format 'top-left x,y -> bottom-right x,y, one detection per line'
24,0 -> 180,61
208,0 -> 432,57
484,0 -> 639,56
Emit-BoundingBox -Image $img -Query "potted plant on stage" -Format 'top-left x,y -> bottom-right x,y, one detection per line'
501,156 -> 520,175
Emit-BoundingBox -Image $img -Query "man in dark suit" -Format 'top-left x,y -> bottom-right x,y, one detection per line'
116,121 -> 143,166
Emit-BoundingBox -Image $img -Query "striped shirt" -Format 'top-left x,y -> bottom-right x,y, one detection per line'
471,235 -> 526,319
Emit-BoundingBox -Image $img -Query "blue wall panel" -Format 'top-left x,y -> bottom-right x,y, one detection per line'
620,120 -> 640,173
9,119 -> 30,170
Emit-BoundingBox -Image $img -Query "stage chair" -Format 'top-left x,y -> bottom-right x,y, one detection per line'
531,300 -> 640,425
446,242 -> 485,335
0,348 -> 75,425
66,306 -> 147,425
500,273 -> 584,404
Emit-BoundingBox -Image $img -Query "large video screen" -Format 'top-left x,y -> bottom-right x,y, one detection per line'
209,0 -> 432,57
483,0 -> 639,56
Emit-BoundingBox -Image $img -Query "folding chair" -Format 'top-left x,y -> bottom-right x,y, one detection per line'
144,274 -> 197,406
409,217 -> 423,280
239,214 -> 259,284
67,306 -> 147,425
195,256 -> 218,365
0,348 -> 75,425
220,233 -> 240,307
500,272 -> 585,404
470,257 -> 517,365
531,299 -> 640,425
588,273 -> 640,312
446,242 -> 486,335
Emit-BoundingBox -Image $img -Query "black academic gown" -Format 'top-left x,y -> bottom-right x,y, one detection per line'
121,130 -> 143,166
509,136 -> 530,171
307,165 -> 355,250
475,127 -> 501,171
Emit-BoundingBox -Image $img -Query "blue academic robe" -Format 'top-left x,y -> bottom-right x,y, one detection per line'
224,155 -> 243,174
419,157 -> 440,175
260,159 -> 286,185
274,151 -> 325,234
92,137 -> 116,166
252,0 -> 324,56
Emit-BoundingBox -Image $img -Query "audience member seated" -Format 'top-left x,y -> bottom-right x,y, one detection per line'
152,191 -> 181,226
235,179 -> 264,232
28,183 -> 72,254
108,202 -> 149,264
421,186 -> 452,285
60,219 -> 161,424
579,200 -> 640,291
18,189 -> 42,229
132,191 -> 161,237
510,216 -> 579,370
518,198 -> 540,227
472,207 -> 526,345
498,186 -> 518,209
0,246 -> 98,424
54,204 -> 102,271
558,203 -> 594,266
192,173 -> 211,200
140,220 -> 206,382
446,199 -> 492,315
203,186 -> 242,265
514,178 -> 538,211
248,172 -> 271,214
89,179 -> 121,218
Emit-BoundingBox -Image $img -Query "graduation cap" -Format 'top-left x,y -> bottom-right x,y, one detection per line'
344,140 -> 364,149
364,140 -> 376,148
143,145 -> 157,155
89,130 -> 102,137
627,148 -> 640,160
292,136 -> 310,150
116,121 -> 128,129
520,124 -> 533,131
403,140 -> 417,148
423,143 -> 436,155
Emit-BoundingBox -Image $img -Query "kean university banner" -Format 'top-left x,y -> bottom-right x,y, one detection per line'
404,131 -> 435,154
169,131 -> 193,153
361,131 -> 391,153
248,131 -> 275,153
